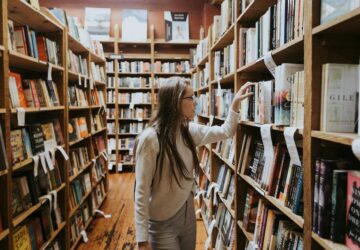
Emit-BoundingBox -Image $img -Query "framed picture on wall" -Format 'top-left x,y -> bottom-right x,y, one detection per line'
84,7 -> 111,40
164,11 -> 189,42
121,9 -> 148,42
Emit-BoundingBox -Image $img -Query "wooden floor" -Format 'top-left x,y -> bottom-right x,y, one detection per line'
77,172 -> 207,250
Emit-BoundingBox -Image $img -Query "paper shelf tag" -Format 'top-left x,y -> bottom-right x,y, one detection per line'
264,52 -> 276,77
39,153 -> 48,174
284,127 -> 302,166
17,108 -> 25,126
47,64 -> 52,81
33,155 -> 40,177
80,230 -> 89,242
56,146 -> 69,160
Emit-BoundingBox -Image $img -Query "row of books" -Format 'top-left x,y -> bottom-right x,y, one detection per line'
92,135 -> 106,157
8,21 -> 59,65
239,0 -> 304,66
312,159 -> 360,248
91,89 -> 106,107
10,120 -> 64,165
215,137 -> 235,165
118,77 -> 150,88
215,165 -> 236,207
107,122 -> 116,134
154,77 -> 191,89
240,64 -> 304,127
199,63 -> 210,89
118,92 -> 151,104
214,42 -> 235,79
119,138 -> 135,150
211,89 -> 234,118
113,61 -> 151,73
153,61 -> 191,74
69,117 -> 89,142
212,0 -> 236,45
68,85 -> 88,107
69,147 -> 90,178
213,202 -> 235,248
91,113 -> 105,133
48,8 -> 105,58
12,201 -> 63,250
192,37 -> 209,66
119,122 -> 147,134
200,148 -> 211,178
244,192 -> 304,250
241,135 -> 304,216
69,173 -> 92,210
118,107 -> 151,119
198,93 -> 210,117
68,50 -> 88,76
92,157 -> 106,184
9,72 -> 60,109
91,62 -> 106,83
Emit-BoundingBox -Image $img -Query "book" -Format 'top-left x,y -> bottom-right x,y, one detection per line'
84,7 -> 111,40
321,0 -> 360,24
320,63 -> 359,133
164,11 -> 189,42
121,9 -> 148,42
346,171 -> 360,249
12,225 -> 32,250
28,125 -> 45,155
0,126 -> 9,170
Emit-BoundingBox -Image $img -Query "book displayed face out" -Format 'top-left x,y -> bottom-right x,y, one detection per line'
164,11 -> 189,42
122,9 -> 148,42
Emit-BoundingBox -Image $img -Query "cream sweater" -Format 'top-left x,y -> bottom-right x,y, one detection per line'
134,110 -> 240,242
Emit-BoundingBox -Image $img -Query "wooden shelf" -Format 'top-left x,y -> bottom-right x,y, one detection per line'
196,54 -> 209,67
239,121 -> 304,134
154,53 -> 191,60
69,190 -> 92,218
218,193 -> 235,219
8,0 -> 62,32
118,87 -> 152,91
0,108 -> 6,114
69,106 -> 90,111
238,0 -> 277,23
118,39 -> 151,45
198,85 -> 209,92
68,34 -> 88,54
69,135 -> 91,147
210,72 -> 235,85
69,162 -> 93,183
39,222 -> 66,250
9,50 -> 64,72
313,8 -> 360,35
212,149 -> 236,172
237,220 -> 254,242
13,202 -> 42,227
0,229 -> 9,241
154,39 -> 199,46
311,130 -> 358,146
68,70 -> 88,82
90,51 -> 105,63
154,72 -> 191,76
211,23 -> 235,51
237,37 -> 304,73
0,169 -> 8,177
240,174 -> 304,229
312,232 -> 349,250
92,128 -> 107,136
118,72 -> 151,76
95,80 -> 106,86
11,106 -> 65,114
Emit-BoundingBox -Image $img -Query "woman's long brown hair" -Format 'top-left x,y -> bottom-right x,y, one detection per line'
134,77 -> 199,188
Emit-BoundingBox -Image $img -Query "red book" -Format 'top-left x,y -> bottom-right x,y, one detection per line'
36,35 -> 48,62
29,80 -> 40,107
9,72 -> 27,108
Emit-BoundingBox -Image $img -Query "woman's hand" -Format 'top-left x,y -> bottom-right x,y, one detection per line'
138,242 -> 151,250
231,82 -> 255,112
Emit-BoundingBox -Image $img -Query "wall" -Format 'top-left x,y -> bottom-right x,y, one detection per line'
39,0 -> 208,40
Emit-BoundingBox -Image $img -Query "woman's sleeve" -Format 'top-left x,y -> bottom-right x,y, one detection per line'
189,110 -> 240,146
134,132 -> 159,242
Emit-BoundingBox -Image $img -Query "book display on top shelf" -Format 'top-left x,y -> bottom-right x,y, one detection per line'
84,7 -> 111,40
164,11 -> 189,42
122,9 -> 148,42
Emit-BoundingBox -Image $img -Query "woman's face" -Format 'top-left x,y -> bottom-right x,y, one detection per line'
181,86 -> 196,120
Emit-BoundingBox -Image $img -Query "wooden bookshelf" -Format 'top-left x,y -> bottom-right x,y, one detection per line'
0,1 -> 110,249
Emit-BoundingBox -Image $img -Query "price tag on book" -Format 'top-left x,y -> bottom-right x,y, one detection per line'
209,115 -> 214,126
45,151 -> 55,171
42,194 -> 53,211
260,124 -> 274,187
264,52 -> 277,78
80,230 -> 89,243
39,153 -> 48,174
352,137 -> 360,160
84,76 -> 88,88
284,127 -> 302,166
33,155 -> 40,177
216,78 -> 222,97
16,108 -> 25,126
118,163 -> 123,172
130,102 -> 135,109
95,209 -> 112,219
47,64 -> 52,81
56,146 -> 69,161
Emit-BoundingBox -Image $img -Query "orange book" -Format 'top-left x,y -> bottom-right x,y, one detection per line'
29,80 -> 40,107
36,35 -> 48,62
9,72 -> 27,108
77,117 -> 88,138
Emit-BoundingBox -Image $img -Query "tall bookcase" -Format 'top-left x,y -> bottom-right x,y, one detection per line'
101,26 -> 198,173
192,0 -> 360,249
0,1 -> 109,249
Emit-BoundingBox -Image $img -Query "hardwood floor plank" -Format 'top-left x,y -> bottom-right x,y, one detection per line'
77,173 -> 206,250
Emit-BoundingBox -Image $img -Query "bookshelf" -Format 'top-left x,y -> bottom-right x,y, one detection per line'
192,0 -> 360,249
101,25 -> 198,173
0,1 -> 109,249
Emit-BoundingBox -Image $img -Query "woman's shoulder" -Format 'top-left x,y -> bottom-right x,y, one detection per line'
136,127 -> 159,152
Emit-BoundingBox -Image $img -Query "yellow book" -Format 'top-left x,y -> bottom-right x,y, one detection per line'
13,225 -> 32,250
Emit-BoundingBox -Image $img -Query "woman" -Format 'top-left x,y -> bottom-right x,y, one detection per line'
134,78 -> 253,250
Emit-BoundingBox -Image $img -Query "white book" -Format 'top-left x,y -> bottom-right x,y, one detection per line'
321,63 -> 359,133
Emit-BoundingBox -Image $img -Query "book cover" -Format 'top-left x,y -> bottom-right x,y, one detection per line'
321,0 -> 360,24
346,171 -> 360,249
10,72 -> 27,108
11,180 -> 25,217
10,129 -> 27,164
121,9 -> 147,42
0,126 -> 9,170
164,11 -> 189,42
68,119 -> 79,142
41,123 -> 57,151
12,225 -> 32,250
29,125 -> 45,155
85,7 -> 111,40
13,27 -> 28,55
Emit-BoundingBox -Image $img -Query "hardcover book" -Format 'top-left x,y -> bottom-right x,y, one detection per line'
121,9 -> 148,42
164,11 -> 189,42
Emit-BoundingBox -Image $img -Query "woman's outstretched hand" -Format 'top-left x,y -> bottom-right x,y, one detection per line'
231,82 -> 255,113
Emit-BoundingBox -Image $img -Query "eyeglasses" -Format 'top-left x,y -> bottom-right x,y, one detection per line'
182,95 -> 197,101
